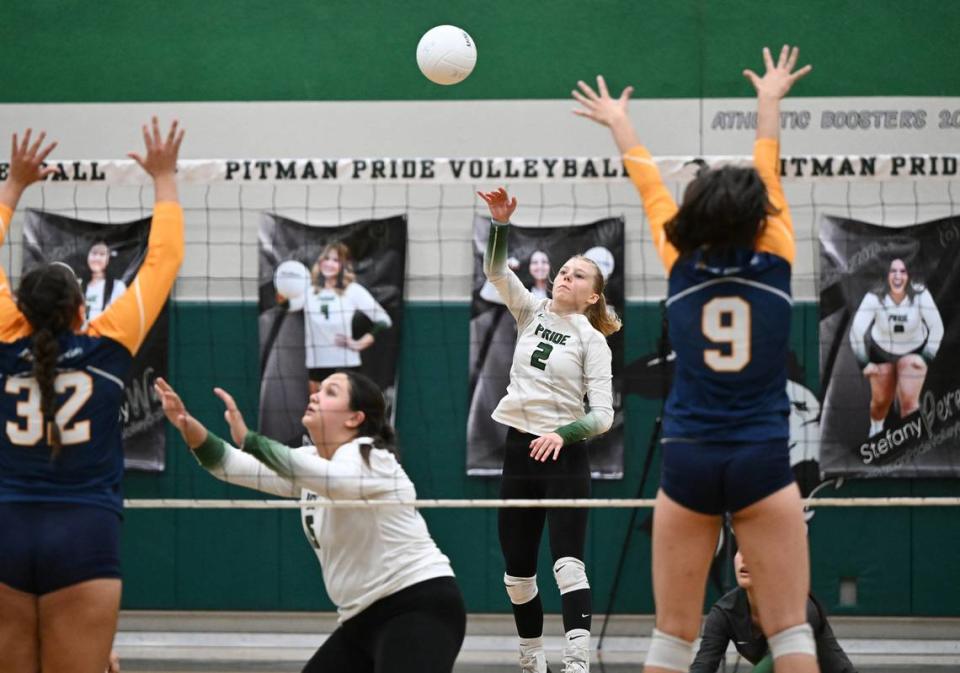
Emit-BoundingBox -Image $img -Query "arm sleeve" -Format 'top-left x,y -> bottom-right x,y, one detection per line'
809,595 -> 858,673
622,146 -> 680,274
753,139 -> 796,264
555,333 -> 614,445
241,431 -> 407,500
348,283 -> 392,333
483,220 -> 540,325
920,289 -> 944,360
689,607 -> 731,673
0,204 -> 30,342
191,432 -> 300,498
848,293 -> 878,366
87,202 -> 184,354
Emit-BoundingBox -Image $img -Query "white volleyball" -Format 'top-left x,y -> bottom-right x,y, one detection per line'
416,25 -> 477,86
273,260 -> 310,312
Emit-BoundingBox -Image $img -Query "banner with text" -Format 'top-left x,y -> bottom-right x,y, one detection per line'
819,214 -> 960,477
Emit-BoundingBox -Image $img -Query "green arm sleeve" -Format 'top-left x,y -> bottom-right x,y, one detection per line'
192,431 -> 227,469
242,430 -> 296,478
555,412 -> 608,445
483,220 -> 510,278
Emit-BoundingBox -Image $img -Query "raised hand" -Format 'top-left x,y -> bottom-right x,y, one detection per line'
154,377 -> 207,449
213,387 -> 249,447
0,129 -> 59,209
128,117 -> 184,178
129,117 -> 184,203
477,187 -> 518,223
8,130 -> 59,187
571,75 -> 634,128
742,45 -> 812,100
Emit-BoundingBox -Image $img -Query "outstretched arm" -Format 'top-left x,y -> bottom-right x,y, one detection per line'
154,378 -> 298,498
0,130 -> 59,342
572,76 -> 679,273
743,45 -> 811,263
89,118 -> 185,354
477,188 -> 539,324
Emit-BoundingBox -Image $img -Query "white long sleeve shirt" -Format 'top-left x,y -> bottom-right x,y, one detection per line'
194,433 -> 454,622
304,283 -> 392,368
849,288 -> 943,363
483,222 -> 614,442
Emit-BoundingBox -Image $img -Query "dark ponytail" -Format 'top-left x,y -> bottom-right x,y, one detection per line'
17,264 -> 84,459
342,370 -> 398,464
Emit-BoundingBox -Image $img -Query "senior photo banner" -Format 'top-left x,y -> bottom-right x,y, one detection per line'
819,214 -> 960,478
467,215 -> 625,478
22,210 -> 170,472
258,213 -> 406,447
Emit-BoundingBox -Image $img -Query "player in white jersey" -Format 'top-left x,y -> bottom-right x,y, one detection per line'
155,370 -> 464,673
478,188 -> 618,673
849,257 -> 943,435
304,242 -> 392,392
81,240 -> 127,323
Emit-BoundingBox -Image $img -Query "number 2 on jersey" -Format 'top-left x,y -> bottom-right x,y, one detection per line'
701,297 -> 751,372
5,371 -> 93,446
530,341 -> 554,371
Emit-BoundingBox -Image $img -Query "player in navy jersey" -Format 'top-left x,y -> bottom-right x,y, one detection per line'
0,119 -> 185,673
574,47 -> 816,673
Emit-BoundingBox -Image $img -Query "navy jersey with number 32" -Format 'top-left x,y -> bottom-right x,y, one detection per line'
624,138 -> 795,442
0,202 -> 184,514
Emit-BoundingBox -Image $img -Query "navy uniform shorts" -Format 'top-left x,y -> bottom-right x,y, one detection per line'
660,438 -> 795,515
0,502 -> 122,595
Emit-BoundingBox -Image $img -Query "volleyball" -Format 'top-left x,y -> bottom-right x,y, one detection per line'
273,260 -> 310,312
416,25 -> 477,85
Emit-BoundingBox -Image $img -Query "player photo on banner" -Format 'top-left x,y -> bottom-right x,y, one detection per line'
23,210 -> 170,471
258,213 -> 406,446
819,214 -> 960,478
467,215 -> 625,478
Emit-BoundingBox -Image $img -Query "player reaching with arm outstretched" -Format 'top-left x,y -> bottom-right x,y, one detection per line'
0,118 -> 184,673
574,46 -> 816,673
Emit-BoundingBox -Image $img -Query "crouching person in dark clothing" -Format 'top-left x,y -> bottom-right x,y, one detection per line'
690,551 -> 857,673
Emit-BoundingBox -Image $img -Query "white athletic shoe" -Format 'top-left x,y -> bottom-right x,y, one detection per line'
869,418 -> 884,436
519,649 -> 548,673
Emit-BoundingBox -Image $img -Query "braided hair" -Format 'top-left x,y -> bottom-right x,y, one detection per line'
16,263 -> 84,458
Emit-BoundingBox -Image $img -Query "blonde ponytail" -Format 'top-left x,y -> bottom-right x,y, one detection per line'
575,255 -> 622,336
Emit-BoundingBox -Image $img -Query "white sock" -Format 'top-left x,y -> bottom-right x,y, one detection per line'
519,636 -> 545,655
565,628 -> 590,647
870,418 -> 884,435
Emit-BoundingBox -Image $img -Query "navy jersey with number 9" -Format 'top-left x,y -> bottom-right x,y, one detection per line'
624,138 -> 795,442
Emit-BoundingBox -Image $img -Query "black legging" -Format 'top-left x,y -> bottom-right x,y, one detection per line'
498,426 -> 591,636
302,576 -> 465,673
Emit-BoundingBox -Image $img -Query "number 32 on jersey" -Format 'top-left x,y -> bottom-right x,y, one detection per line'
5,371 -> 93,446
702,297 -> 751,372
